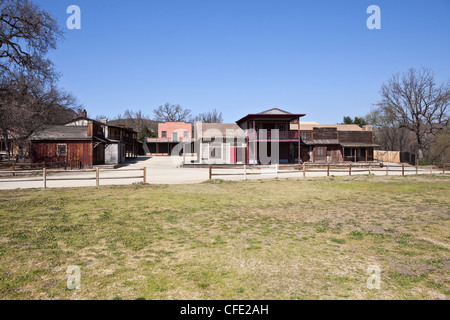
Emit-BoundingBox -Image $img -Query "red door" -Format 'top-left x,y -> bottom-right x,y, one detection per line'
230,147 -> 237,164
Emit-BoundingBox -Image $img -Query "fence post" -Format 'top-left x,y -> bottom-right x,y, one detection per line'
143,167 -> 146,184
443,164 -> 445,175
96,167 -> 100,186
386,165 -> 389,176
430,165 -> 432,175
43,168 -> 47,189
244,165 -> 247,180
303,163 -> 306,177
369,164 -> 372,175
275,163 -> 279,179
402,164 -> 405,176
327,164 -> 330,177
349,163 -> 352,176
70,160 -> 73,170
12,162 -> 15,176
209,165 -> 212,181
416,165 -> 418,175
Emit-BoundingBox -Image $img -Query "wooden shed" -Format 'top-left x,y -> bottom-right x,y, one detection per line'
30,123 -> 109,168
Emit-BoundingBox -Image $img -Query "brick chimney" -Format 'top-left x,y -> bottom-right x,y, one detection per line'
77,109 -> 87,118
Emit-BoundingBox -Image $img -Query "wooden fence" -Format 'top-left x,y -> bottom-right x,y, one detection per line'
0,167 -> 146,188
374,150 -> 401,163
209,163 -> 447,180
0,160 -> 81,172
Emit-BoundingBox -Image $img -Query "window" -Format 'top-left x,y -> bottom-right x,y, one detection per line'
161,131 -> 167,138
57,144 -> 67,156
210,143 -> 222,160
344,148 -> 353,157
315,147 -> 326,158
278,124 -> 286,132
183,131 -> 189,138
172,132 -> 178,141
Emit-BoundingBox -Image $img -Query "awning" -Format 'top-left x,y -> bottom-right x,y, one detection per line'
340,143 -> 379,148
94,136 -> 113,144
303,139 -> 341,145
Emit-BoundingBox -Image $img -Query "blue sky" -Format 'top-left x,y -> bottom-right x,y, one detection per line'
36,0 -> 450,124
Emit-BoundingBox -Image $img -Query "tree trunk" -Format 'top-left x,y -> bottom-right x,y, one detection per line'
416,133 -> 424,160
2,131 -> 10,157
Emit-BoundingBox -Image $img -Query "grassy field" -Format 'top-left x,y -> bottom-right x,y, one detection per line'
0,175 -> 449,300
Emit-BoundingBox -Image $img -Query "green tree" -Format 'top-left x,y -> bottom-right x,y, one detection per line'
137,126 -> 156,142
342,116 -> 367,127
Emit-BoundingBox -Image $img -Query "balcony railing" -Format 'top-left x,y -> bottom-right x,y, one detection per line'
248,130 -> 299,141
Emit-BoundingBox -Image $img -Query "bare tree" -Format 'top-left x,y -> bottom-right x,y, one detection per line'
110,109 -> 158,132
366,109 -> 415,153
153,103 -> 191,122
376,68 -> 449,158
193,109 -> 223,123
0,0 -> 64,77
0,0 -> 76,157
0,71 -> 76,156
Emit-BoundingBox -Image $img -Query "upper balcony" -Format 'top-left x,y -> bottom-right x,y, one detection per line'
247,130 -> 300,141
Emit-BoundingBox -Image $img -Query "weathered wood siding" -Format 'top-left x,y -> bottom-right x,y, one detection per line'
338,131 -> 373,144
31,140 -> 93,168
313,127 -> 338,140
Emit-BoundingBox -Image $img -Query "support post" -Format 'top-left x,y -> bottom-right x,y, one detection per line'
443,164 -> 445,175
43,168 -> 47,189
327,164 -> 330,177
402,164 -> 405,176
416,165 -> 418,175
143,167 -> 146,184
303,163 -> 306,177
209,165 -> 212,181
244,165 -> 247,180
369,164 -> 372,175
386,165 -> 389,176
12,162 -> 15,176
96,167 -> 100,186
349,163 -> 352,176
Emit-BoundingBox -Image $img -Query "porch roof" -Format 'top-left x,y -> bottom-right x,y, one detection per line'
303,139 -> 341,145
341,143 -> 379,148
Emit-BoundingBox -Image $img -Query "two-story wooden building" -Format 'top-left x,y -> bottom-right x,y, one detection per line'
30,110 -> 139,168
192,108 -> 378,165
293,122 -> 378,163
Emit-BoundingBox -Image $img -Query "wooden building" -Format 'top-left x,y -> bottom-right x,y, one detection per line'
192,109 -> 378,165
30,111 -> 139,168
30,121 -> 109,168
194,108 -> 306,165
105,123 -> 139,164
295,122 -> 378,162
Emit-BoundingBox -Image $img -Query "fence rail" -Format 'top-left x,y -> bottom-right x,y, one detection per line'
0,160 -> 81,173
0,167 -> 146,188
209,163 -> 447,180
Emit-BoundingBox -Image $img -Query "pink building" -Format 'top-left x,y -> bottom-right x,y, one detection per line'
145,122 -> 192,156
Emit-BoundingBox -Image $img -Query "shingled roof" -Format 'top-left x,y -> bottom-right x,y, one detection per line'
29,126 -> 91,141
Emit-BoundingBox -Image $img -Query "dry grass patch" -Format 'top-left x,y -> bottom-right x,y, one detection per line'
0,175 -> 449,299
